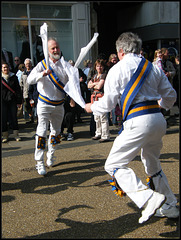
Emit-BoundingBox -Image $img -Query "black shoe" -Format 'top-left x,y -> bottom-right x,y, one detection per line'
99,139 -> 110,143
92,136 -> 101,140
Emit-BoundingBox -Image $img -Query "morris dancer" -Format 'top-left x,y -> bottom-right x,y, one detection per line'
84,32 -> 179,223
28,37 -> 69,175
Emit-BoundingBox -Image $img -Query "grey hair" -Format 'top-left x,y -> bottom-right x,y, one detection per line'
48,37 -> 58,42
48,37 -> 60,49
116,32 -> 142,54
24,58 -> 32,64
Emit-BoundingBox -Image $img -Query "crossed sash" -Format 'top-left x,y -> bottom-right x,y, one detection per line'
119,57 -> 161,134
41,59 -> 65,93
39,59 -> 65,106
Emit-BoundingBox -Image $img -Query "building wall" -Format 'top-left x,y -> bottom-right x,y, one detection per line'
72,3 -> 91,65
117,2 -> 179,31
1,1 -> 179,67
94,1 -> 179,61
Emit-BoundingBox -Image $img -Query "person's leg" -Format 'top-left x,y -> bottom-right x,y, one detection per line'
76,104 -> 83,123
141,142 -> 179,218
2,101 -> 9,142
24,99 -> 31,122
46,104 -> 64,165
105,113 -> 167,217
35,102 -> 51,175
65,112 -> 74,134
141,145 -> 177,208
90,113 -> 96,136
65,111 -> 74,141
8,101 -> 21,141
111,108 -> 118,125
2,101 -> 9,132
94,115 -> 101,137
9,101 -> 19,130
100,113 -> 110,140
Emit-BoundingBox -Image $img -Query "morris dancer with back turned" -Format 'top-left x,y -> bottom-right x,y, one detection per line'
84,32 -> 179,223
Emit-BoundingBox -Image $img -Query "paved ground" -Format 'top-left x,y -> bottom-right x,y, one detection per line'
2,106 -> 180,239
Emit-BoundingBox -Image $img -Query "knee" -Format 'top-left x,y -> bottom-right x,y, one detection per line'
104,161 -> 112,176
37,136 -> 46,149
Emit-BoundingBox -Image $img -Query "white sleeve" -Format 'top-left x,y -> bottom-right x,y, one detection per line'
91,68 -> 120,115
27,62 -> 44,85
156,67 -> 177,110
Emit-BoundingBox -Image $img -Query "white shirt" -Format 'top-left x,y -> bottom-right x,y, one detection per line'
16,70 -> 23,83
83,67 -> 90,77
91,53 -> 177,115
27,58 -> 68,101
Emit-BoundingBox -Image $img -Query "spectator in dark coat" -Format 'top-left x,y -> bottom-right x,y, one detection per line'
28,83 -> 39,122
2,62 -> 23,142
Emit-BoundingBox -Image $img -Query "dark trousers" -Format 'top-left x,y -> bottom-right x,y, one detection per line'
90,113 -> 96,136
72,103 -> 83,122
61,111 -> 74,134
2,100 -> 19,132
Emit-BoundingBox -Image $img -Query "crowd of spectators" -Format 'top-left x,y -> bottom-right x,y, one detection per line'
2,47 -> 179,143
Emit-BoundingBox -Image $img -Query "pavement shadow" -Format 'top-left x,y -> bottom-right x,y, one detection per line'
159,217 -> 180,238
2,156 -> 179,238
160,152 -> 179,161
133,152 -> 179,162
1,146 -> 21,151
166,128 -> 179,135
2,159 -> 107,196
2,195 -> 15,203
23,203 -> 179,239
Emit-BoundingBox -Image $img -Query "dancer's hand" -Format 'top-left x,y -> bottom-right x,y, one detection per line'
43,69 -> 52,76
84,103 -> 92,113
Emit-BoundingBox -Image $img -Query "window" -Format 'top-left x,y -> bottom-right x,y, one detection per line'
1,2 -> 73,66
30,5 -> 71,19
1,3 -> 27,18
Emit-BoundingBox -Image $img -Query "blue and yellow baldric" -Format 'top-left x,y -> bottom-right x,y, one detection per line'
41,59 -> 65,93
38,93 -> 64,106
119,57 -> 161,134
39,59 -> 65,106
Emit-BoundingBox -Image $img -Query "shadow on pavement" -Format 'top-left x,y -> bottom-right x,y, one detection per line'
23,203 -> 179,239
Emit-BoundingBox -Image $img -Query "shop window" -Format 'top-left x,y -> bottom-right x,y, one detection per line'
29,5 -> 71,19
1,19 -> 28,62
1,1 -> 74,66
31,20 -> 74,62
1,3 -> 27,18
1,18 -> 74,67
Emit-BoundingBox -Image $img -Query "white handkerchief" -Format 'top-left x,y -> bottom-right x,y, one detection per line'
61,57 -> 86,109
40,23 -> 49,69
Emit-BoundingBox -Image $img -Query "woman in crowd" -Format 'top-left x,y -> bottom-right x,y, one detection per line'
152,49 -> 164,70
88,59 -> 110,142
2,62 -> 23,142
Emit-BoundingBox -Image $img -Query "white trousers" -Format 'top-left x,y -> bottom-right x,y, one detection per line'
35,101 -> 64,162
105,112 -> 177,208
94,113 -> 110,139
